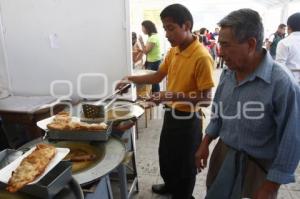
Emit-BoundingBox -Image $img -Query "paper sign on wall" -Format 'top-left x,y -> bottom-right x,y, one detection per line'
49,33 -> 60,48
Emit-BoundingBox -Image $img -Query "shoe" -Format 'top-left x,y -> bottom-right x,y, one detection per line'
151,183 -> 170,195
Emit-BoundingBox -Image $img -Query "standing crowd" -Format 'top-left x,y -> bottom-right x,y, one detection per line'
125,4 -> 300,199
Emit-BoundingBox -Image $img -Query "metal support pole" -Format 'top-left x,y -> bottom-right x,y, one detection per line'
118,164 -> 128,199
106,175 -> 114,199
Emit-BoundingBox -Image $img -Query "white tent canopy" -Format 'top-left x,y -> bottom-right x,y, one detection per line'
131,0 -> 300,32
131,0 -> 300,53
252,0 -> 300,8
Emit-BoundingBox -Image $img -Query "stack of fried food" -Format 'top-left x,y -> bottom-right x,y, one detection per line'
47,111 -> 108,131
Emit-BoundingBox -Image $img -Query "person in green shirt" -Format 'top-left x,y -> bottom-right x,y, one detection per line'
139,20 -> 162,92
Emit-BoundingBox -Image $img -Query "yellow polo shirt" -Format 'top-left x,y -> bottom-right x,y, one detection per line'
160,37 -> 214,112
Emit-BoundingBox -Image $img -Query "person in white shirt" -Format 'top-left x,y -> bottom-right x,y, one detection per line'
276,13 -> 300,81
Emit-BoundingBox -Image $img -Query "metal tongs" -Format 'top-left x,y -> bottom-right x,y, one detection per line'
106,95 -> 149,111
81,84 -> 131,120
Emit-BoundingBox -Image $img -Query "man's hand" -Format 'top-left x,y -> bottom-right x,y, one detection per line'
195,141 -> 210,172
253,180 -> 280,199
195,135 -> 213,172
115,77 -> 131,94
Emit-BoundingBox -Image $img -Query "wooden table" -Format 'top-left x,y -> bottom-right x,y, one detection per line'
0,96 -> 65,148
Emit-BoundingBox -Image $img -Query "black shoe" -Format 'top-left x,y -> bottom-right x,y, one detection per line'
151,183 -> 170,195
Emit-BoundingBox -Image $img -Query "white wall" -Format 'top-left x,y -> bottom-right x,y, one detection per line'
0,12 -> 9,98
0,0 -> 131,100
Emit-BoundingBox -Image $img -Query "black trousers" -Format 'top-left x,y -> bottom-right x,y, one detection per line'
145,60 -> 161,92
159,109 -> 202,199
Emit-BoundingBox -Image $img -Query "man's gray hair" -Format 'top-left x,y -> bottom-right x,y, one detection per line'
218,8 -> 264,50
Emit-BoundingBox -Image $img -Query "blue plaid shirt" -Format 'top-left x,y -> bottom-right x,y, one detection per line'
206,51 -> 300,184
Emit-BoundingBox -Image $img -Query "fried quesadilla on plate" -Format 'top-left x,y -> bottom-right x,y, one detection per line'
6,144 -> 56,193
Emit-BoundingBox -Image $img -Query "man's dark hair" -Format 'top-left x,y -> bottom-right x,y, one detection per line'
141,20 -> 157,36
218,8 -> 264,51
278,24 -> 286,29
287,12 -> 300,32
160,4 -> 193,31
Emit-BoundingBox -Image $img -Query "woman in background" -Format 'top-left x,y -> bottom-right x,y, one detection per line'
199,27 -> 211,46
132,32 -> 144,68
139,20 -> 162,92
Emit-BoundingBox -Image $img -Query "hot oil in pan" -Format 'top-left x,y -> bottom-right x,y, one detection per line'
53,142 -> 105,174
107,104 -> 132,121
0,191 -> 35,199
0,183 -> 35,199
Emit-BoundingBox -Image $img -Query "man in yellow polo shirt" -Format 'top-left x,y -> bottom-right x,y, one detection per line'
116,4 -> 214,199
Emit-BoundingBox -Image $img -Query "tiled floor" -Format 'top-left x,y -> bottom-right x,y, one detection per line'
112,68 -> 300,199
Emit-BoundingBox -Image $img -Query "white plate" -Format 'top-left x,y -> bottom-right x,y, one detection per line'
0,146 -> 70,184
37,116 -> 81,131
36,115 -> 55,130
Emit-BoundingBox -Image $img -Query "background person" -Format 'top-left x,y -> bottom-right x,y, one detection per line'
276,12 -> 300,81
132,32 -> 144,69
139,20 -> 162,92
266,23 -> 286,59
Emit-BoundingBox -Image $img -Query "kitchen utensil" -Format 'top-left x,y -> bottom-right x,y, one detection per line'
81,84 -> 131,119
